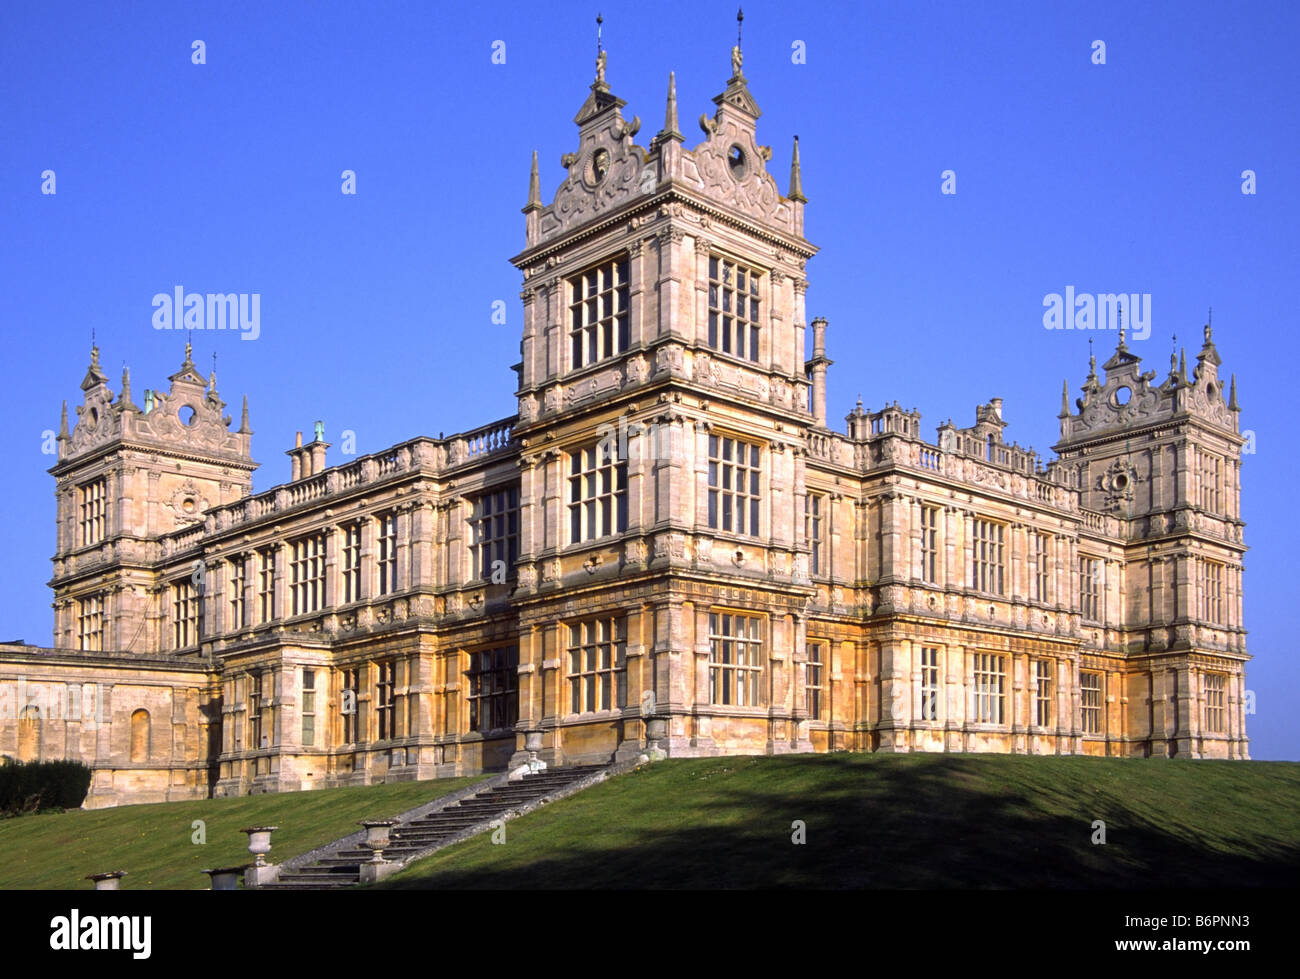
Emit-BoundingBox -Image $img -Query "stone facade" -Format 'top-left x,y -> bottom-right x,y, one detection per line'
0,47 -> 1249,808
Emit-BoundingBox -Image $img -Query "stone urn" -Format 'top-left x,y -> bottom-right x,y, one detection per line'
241,826 -> 278,867
202,865 -> 248,890
85,871 -> 127,890
360,820 -> 398,863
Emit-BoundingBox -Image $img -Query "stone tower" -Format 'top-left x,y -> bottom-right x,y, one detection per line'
507,37 -> 822,762
49,343 -> 257,652
1054,324 -> 1248,756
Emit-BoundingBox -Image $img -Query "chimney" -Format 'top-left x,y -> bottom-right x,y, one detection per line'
287,430 -> 307,481
807,317 -> 833,428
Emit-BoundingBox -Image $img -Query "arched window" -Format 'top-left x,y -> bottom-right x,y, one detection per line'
17,706 -> 40,762
130,709 -> 151,763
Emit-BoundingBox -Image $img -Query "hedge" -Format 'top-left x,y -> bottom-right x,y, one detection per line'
0,759 -> 94,816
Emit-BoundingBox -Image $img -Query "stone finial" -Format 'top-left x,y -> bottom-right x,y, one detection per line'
58,400 -> 69,439
1059,379 -> 1070,417
788,134 -> 807,203
731,7 -> 745,79
1228,373 -> 1239,411
657,71 -> 683,143
522,150 -> 541,212
238,394 -> 251,434
82,343 -> 108,390
118,366 -> 138,412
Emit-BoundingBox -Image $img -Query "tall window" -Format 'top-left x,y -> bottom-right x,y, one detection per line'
1035,660 -> 1053,728
78,595 -> 103,651
569,257 -> 629,369
1200,560 -> 1224,625
342,667 -> 362,744
970,519 -> 1005,595
171,580 -> 201,649
1080,671 -> 1103,734
79,477 -> 106,547
1079,557 -> 1101,621
1199,451 -> 1222,513
806,493 -> 825,576
301,668 -> 317,747
377,513 -> 398,595
248,671 -> 264,749
290,533 -> 326,616
920,647 -> 939,721
708,612 -> 763,707
1031,532 -> 1051,603
806,640 -> 826,719
707,255 -> 761,362
708,435 -> 760,536
567,618 -> 627,714
472,485 -> 520,580
340,523 -> 362,603
467,647 -> 518,733
569,444 -> 628,543
1203,673 -> 1226,733
228,555 -> 247,630
972,653 -> 1005,724
257,548 -> 277,623
376,660 -> 397,740
920,505 -> 939,584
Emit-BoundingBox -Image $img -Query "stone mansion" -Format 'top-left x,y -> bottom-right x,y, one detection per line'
0,46 -> 1249,807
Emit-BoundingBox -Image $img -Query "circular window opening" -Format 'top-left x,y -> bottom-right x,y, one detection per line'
179,406 -> 197,426
1113,386 -> 1132,406
1114,474 -> 1129,491
727,144 -> 747,178
182,498 -> 197,514
591,148 -> 610,184
1206,382 -> 1217,400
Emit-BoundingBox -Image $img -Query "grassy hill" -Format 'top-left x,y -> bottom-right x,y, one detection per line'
379,754 -> 1300,889
2,754 -> 1297,889
0,775 -> 486,889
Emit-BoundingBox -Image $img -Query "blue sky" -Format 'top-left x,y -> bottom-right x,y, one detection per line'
2,1 -> 1296,758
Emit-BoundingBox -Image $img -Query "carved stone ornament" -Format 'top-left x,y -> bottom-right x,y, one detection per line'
1097,459 -> 1140,512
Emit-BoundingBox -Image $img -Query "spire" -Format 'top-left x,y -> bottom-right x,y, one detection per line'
522,150 -> 541,212
1059,379 -> 1070,417
1228,373 -> 1239,411
118,366 -> 137,412
238,395 -> 251,435
1086,337 -> 1096,380
656,71 -> 683,144
788,135 -> 807,203
1178,348 -> 1188,382
58,400 -> 69,439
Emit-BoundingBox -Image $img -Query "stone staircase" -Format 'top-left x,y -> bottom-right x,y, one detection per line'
264,764 -> 608,889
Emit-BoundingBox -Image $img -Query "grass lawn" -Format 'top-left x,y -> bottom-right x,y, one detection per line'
0,775 -> 487,889
378,754 -> 1300,889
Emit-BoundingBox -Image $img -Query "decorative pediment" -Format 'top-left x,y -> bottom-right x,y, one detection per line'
679,116 -> 792,232
70,385 -> 119,453
542,95 -> 648,238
